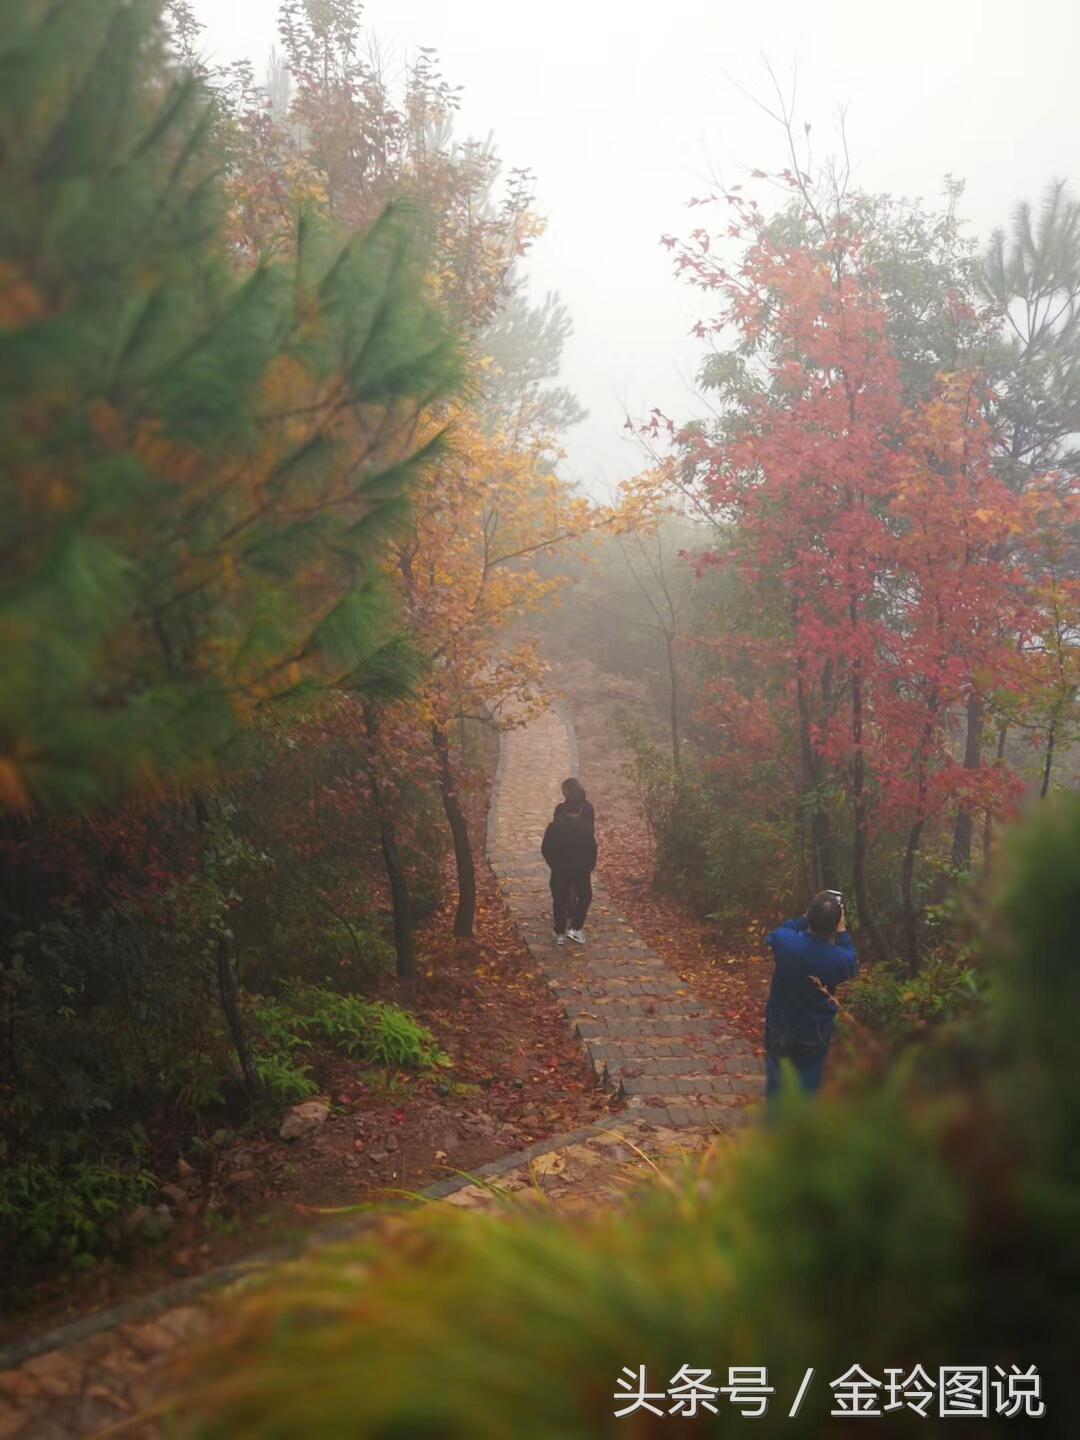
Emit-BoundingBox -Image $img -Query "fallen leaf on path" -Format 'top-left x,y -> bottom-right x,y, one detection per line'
531,1152 -> 567,1177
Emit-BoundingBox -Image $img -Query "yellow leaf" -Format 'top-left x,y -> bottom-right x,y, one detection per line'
531,1152 -> 566,1177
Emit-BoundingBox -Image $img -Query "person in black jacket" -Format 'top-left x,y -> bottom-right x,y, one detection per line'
553,777 -> 595,832
541,791 -> 597,946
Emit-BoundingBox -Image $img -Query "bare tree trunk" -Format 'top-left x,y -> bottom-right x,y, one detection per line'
850,655 -> 888,965
795,642 -> 836,893
1040,722 -> 1056,799
305,884 -> 368,976
901,702 -> 937,976
982,721 -> 1010,869
797,810 -> 814,903
362,704 -> 415,978
377,811 -> 416,977
192,790 -> 260,1102
216,934 -> 260,1103
950,690 -> 984,872
900,818 -> 925,978
432,722 -> 476,940
838,396 -> 886,961
665,631 -> 681,772
798,730 -> 835,891
817,661 -> 839,890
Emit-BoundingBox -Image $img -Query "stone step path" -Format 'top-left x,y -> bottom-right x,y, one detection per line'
488,705 -> 763,1127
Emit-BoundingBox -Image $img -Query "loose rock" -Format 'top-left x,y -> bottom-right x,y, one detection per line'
279,1100 -> 330,1140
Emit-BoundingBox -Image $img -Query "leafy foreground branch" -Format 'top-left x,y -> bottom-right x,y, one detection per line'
172,800 -> 1080,1437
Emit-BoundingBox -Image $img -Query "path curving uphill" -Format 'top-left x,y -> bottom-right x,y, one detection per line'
488,703 -> 764,1126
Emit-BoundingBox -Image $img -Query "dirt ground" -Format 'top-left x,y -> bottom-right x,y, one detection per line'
549,657 -> 772,1053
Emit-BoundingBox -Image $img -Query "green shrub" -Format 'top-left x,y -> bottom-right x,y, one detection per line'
349,929 -> 397,976
700,805 -> 798,927
407,834 -> 448,921
169,1007 -> 236,1114
253,1052 -> 318,1105
254,985 -> 449,1072
620,717 -> 796,921
172,1053 -> 228,1114
296,987 -> 380,1057
846,950 -> 984,1037
252,999 -> 312,1056
258,919 -> 396,987
364,1003 -> 451,1070
0,1155 -> 155,1288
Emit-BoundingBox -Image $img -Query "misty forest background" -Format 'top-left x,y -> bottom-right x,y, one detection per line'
2,1 -> 1080,1431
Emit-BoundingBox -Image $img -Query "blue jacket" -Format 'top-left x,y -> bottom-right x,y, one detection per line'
765,917 -> 857,1047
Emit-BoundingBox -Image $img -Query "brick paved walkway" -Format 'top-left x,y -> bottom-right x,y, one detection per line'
488,704 -> 763,1127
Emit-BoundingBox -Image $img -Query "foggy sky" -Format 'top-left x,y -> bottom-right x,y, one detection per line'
192,0 -> 1080,497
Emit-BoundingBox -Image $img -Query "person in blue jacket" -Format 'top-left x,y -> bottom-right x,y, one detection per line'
764,890 -> 857,1103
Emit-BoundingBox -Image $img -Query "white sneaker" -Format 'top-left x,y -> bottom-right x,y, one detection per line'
554,932 -> 567,946
567,928 -> 586,944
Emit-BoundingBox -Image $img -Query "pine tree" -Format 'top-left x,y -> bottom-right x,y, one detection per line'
951,182 -> 1080,868
984,181 -> 1080,485
479,290 -> 587,441
0,0 -> 459,816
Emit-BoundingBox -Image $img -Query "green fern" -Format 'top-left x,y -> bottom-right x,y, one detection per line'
253,1051 -> 318,1104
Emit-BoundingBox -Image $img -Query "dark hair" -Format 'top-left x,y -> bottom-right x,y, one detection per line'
807,891 -> 842,938
561,778 -> 586,810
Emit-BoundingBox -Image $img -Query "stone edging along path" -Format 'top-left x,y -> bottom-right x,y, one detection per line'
0,701 -> 762,1438
488,702 -> 764,1127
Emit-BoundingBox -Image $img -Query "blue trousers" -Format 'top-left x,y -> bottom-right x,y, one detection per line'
765,1039 -> 828,1103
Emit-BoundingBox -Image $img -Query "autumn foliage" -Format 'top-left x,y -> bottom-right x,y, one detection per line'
633,173 -> 1079,970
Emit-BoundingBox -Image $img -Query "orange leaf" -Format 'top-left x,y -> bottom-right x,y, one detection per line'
0,758 -> 32,815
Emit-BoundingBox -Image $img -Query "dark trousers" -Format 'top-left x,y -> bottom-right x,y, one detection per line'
765,1036 -> 829,1104
550,869 -> 592,933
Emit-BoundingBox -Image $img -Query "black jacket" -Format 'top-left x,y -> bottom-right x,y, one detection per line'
554,798 -> 595,831
541,812 -> 597,875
